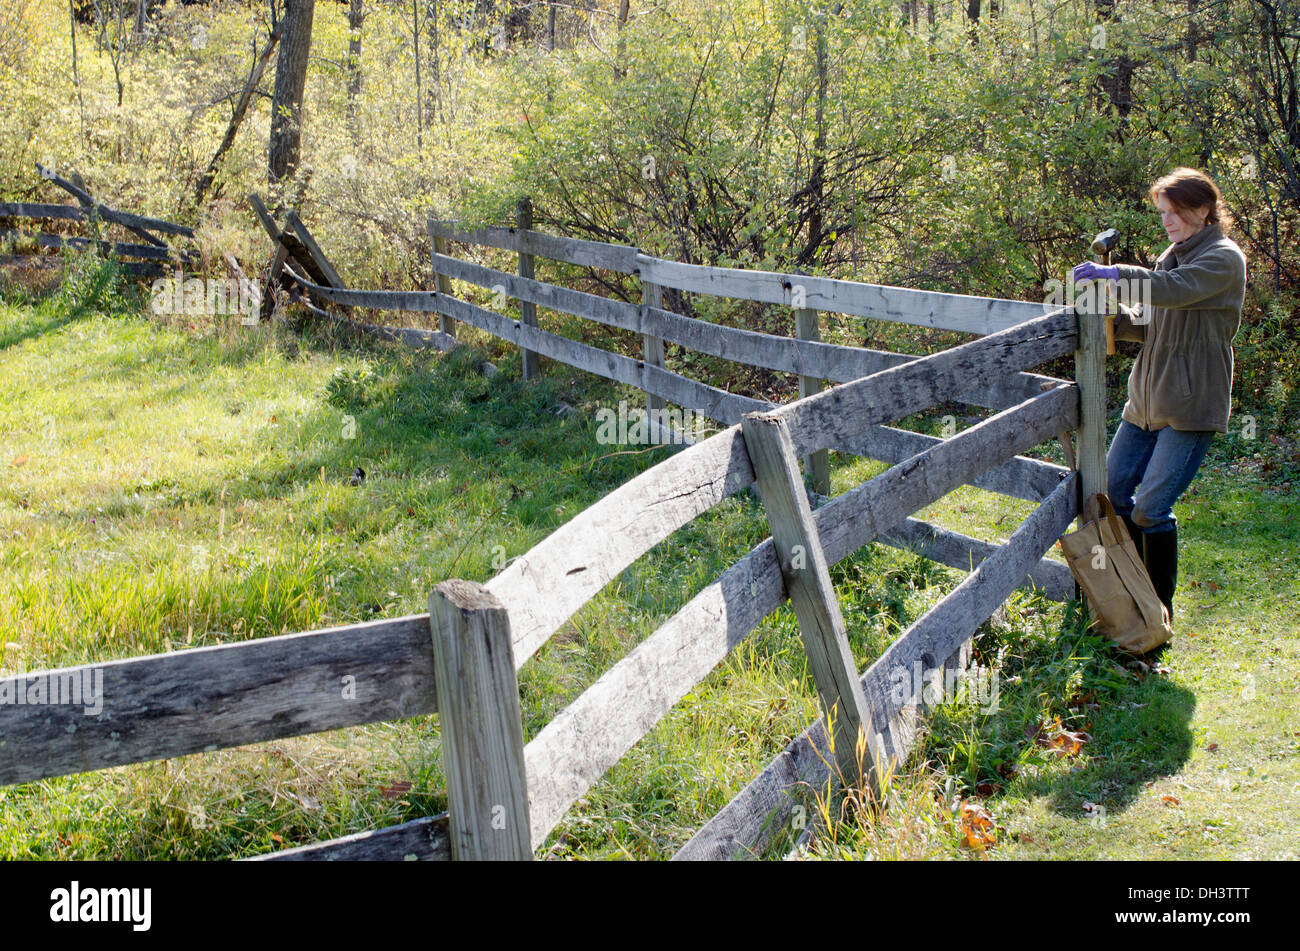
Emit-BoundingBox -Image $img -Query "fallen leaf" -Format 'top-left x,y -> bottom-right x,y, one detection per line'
270,832 -> 283,844
1033,716 -> 1090,756
975,780 -> 1001,797
1161,794 -> 1180,806
960,800 -> 997,851
10,454 -> 28,467
1050,728 -> 1090,756
380,781 -> 412,800
1206,743 -> 1219,752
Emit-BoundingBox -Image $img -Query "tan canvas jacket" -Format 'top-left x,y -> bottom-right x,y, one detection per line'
1111,223 -> 1248,433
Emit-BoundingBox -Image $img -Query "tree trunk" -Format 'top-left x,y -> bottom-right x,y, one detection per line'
802,5 -> 838,266
425,1 -> 441,124
1094,0 -> 1134,121
268,0 -> 315,190
69,0 -> 87,140
413,0 -> 422,151
346,0 -> 366,135
614,0 -> 629,79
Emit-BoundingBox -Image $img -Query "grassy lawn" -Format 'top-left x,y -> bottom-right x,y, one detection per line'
0,260 -> 1294,859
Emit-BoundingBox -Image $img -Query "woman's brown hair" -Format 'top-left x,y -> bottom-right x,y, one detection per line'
1149,166 -> 1234,234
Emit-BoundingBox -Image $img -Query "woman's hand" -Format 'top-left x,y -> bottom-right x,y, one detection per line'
1073,262 -> 1119,281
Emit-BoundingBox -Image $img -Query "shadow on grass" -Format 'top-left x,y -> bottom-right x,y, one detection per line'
923,600 -> 1198,834
0,302 -> 85,351
1016,670 -> 1197,819
0,251 -> 151,350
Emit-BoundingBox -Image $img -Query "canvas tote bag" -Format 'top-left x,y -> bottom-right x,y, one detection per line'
1058,493 -> 1173,654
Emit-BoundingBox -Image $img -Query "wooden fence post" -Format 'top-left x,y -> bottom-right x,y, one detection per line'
1075,295 -> 1109,527
642,278 -> 665,427
516,197 -> 540,380
741,410 -> 881,795
794,304 -> 830,497
261,241 -> 289,324
248,193 -> 287,323
285,211 -> 345,290
429,579 -> 532,861
428,216 -> 455,337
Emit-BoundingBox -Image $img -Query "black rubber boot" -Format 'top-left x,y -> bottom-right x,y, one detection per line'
1143,526 -> 1178,620
1120,513 -> 1145,560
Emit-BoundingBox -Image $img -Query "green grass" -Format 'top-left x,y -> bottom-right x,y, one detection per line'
0,258 -> 1295,859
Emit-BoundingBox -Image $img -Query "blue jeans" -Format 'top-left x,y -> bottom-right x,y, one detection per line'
1106,420 -> 1215,534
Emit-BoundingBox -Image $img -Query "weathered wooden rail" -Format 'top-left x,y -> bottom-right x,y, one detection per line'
0,164 -> 198,276
252,196 -> 1073,495
0,199 -> 1112,860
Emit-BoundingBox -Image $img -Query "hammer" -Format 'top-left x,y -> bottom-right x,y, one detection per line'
1091,228 -> 1119,356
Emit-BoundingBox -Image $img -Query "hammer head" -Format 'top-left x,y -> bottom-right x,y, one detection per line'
1091,228 -> 1119,256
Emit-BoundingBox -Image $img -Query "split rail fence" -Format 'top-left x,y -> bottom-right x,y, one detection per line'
0,195 -> 1112,860
0,164 -> 197,278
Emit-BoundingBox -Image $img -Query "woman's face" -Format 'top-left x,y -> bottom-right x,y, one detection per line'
1156,191 -> 1210,244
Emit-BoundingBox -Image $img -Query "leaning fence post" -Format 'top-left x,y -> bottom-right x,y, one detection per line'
429,579 -> 532,861
793,300 -> 830,497
285,211 -> 345,290
516,197 -> 540,380
261,241 -> 289,324
741,410 -> 882,797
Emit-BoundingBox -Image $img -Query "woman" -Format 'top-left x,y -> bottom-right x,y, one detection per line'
1072,167 -> 1248,628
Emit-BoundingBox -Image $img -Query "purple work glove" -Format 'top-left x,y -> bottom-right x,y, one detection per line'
1073,262 -> 1118,281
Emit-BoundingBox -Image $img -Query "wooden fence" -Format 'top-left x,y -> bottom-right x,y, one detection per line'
0,164 -> 197,277
0,196 -> 1111,860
